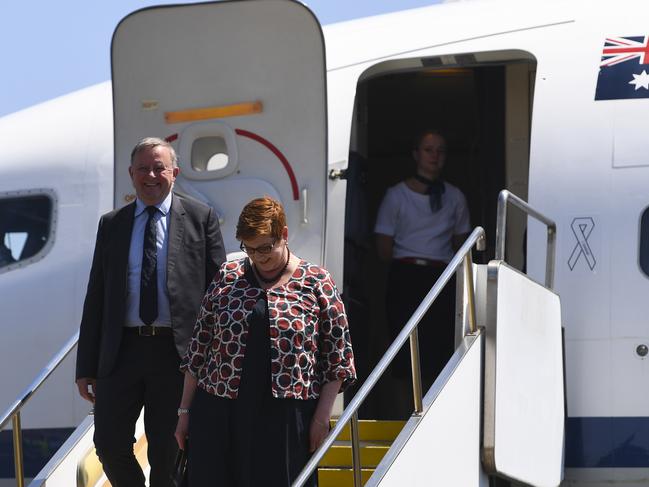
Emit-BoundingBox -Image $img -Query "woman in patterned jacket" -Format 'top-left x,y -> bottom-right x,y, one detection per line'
175,196 -> 356,486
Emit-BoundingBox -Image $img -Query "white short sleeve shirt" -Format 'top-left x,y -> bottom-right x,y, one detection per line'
374,181 -> 471,263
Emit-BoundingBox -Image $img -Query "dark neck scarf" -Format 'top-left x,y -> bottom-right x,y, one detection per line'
414,174 -> 445,213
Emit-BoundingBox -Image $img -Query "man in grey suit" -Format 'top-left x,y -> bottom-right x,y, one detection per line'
76,137 -> 226,487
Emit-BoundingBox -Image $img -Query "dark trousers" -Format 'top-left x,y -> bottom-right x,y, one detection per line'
93,332 -> 183,487
386,261 -> 456,392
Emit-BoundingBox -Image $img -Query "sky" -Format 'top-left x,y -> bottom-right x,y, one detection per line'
1,0 -> 442,118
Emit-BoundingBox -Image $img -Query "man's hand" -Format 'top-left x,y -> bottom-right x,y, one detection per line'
76,377 -> 96,404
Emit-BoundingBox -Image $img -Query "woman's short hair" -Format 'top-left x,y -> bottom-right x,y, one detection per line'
236,197 -> 286,241
412,128 -> 445,151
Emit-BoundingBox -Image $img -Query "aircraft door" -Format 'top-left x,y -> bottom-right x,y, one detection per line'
111,0 -> 327,262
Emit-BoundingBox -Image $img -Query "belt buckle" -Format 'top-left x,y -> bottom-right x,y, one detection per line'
139,325 -> 155,336
414,258 -> 428,266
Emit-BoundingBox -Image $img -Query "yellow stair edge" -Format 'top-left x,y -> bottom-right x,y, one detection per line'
331,419 -> 405,442
320,443 -> 390,467
318,467 -> 374,487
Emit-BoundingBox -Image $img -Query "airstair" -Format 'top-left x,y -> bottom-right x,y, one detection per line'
0,190 -> 565,487
318,420 -> 403,486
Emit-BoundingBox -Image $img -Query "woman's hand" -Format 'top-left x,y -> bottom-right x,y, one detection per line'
175,414 -> 189,450
309,416 -> 330,453
174,372 -> 198,450
310,380 -> 342,452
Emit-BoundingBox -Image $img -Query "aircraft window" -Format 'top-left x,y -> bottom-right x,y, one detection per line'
177,122 -> 239,181
640,208 -> 649,277
206,153 -> 229,171
4,232 -> 28,260
191,136 -> 230,172
0,194 -> 53,271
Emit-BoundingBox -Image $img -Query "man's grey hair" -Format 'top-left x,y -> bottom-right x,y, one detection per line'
130,137 -> 178,167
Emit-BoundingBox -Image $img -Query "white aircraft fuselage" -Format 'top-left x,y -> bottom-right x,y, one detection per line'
1,0 -> 649,485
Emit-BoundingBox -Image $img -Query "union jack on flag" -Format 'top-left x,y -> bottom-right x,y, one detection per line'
601,36 -> 649,66
595,35 -> 649,100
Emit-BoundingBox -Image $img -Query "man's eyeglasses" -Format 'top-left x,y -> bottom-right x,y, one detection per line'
240,240 -> 277,256
134,165 -> 173,175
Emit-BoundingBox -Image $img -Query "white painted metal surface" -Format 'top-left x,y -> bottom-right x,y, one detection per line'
30,412 -> 147,487
112,0 -> 328,268
29,416 -> 96,487
0,83 -> 113,430
372,333 -> 488,487
484,261 -> 564,487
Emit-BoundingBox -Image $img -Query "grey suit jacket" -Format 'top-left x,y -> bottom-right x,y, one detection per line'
75,192 -> 226,379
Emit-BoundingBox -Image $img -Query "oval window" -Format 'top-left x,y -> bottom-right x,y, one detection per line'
640,207 -> 649,277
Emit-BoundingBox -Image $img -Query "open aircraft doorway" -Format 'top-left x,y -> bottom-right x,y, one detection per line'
344,51 -> 537,420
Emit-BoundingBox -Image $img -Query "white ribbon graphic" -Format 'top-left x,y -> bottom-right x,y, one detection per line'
568,217 -> 596,271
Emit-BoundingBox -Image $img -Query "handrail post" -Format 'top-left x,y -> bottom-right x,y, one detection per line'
12,413 -> 25,487
495,191 -> 508,261
409,329 -> 424,415
495,190 -> 557,290
545,226 -> 556,289
463,253 -> 477,334
0,332 -> 80,486
350,412 -> 362,487
0,331 -> 79,432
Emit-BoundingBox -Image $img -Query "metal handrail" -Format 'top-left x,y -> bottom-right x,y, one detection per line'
291,226 -> 486,487
0,331 -> 79,487
495,190 -> 556,289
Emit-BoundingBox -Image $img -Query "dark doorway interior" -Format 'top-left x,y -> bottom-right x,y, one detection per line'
343,65 -> 517,418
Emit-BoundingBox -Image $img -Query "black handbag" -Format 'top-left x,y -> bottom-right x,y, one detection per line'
171,444 -> 188,487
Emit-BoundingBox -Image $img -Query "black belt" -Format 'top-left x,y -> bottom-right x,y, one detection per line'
123,325 -> 173,337
396,257 -> 447,268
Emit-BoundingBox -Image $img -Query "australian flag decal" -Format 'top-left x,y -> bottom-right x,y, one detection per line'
595,36 -> 649,100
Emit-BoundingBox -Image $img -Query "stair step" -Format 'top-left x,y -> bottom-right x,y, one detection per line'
331,419 -> 405,442
318,467 -> 374,487
320,442 -> 390,467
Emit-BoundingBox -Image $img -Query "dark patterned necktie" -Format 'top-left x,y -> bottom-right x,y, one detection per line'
414,174 -> 445,212
140,206 -> 158,325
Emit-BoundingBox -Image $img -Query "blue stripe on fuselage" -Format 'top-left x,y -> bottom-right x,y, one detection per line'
0,427 -> 74,478
2,418 -> 648,476
566,417 -> 649,468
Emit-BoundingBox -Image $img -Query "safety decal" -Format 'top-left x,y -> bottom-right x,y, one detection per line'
568,217 -> 596,271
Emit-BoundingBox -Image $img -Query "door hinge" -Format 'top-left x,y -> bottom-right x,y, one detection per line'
328,168 -> 348,180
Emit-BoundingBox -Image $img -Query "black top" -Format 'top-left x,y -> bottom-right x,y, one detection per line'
187,266 -> 319,487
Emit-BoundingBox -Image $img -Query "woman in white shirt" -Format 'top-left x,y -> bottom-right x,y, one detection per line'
375,129 -> 470,395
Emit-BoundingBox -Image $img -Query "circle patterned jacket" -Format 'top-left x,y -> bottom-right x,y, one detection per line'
180,258 -> 356,399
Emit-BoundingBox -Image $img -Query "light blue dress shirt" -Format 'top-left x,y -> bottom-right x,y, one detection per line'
125,192 -> 173,327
